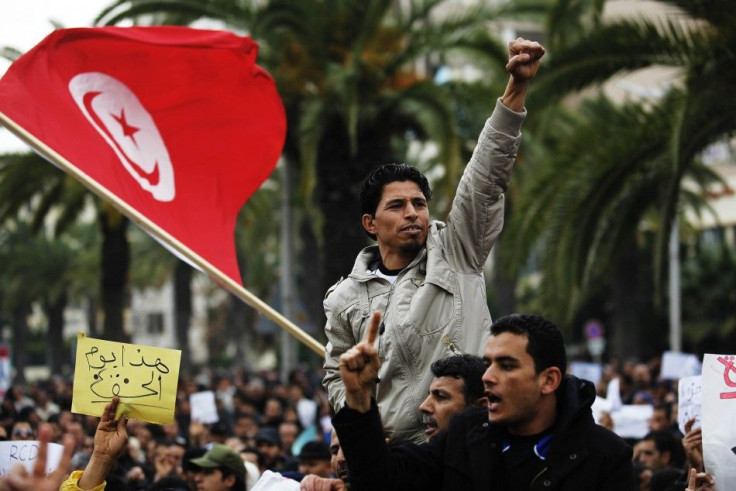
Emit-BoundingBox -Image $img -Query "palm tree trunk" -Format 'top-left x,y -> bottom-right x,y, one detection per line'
174,261 -> 192,374
12,304 -> 29,385
299,217 -> 324,328
610,233 -> 642,360
99,211 -> 130,343
45,291 -> 67,374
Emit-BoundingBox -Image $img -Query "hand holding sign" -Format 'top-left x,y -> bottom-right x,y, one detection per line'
72,333 -> 181,424
339,311 -> 382,413
78,397 -> 129,490
683,418 -> 704,473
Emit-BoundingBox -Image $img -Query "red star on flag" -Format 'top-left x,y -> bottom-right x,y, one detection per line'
111,108 -> 140,144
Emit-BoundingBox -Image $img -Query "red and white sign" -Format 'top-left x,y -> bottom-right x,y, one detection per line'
0,27 -> 286,284
703,353 -> 736,490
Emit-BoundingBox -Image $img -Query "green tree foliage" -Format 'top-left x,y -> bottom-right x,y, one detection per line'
96,0 -> 513,315
0,150 -> 131,343
506,0 -> 735,354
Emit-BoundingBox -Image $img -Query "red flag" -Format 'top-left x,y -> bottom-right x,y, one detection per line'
0,26 -> 286,285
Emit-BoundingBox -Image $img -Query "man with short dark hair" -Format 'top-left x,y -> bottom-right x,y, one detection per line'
419,354 -> 486,440
323,37 -> 546,445
634,430 -> 685,472
254,427 -> 284,470
326,312 -> 634,490
189,443 -> 247,491
298,441 -> 333,478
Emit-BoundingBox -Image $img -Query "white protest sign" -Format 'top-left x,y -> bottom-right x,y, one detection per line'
0,441 -> 64,477
702,354 -> 736,491
610,405 -> 653,439
251,470 -> 301,491
606,377 -> 623,412
569,362 -> 603,385
0,344 -> 10,400
592,396 -> 613,426
660,351 -> 701,380
678,375 -> 702,435
190,390 -> 219,424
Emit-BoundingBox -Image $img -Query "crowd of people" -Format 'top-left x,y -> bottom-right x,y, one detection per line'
0,36 -> 720,491
0,322 -> 716,490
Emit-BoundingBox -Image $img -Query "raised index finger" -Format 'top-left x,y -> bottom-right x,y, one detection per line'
364,311 -> 382,345
32,424 -> 51,477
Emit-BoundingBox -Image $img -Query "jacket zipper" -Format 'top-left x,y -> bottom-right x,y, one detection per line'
378,281 -> 396,358
529,467 -> 549,488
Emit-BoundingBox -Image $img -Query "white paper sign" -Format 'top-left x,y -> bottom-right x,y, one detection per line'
610,405 -> 653,439
592,396 -> 613,426
660,351 -> 702,380
251,470 -> 301,490
0,441 -> 64,476
189,390 -> 219,424
702,353 -> 736,491
569,362 -> 603,385
606,377 -> 623,412
0,345 -> 10,400
678,375 -> 702,435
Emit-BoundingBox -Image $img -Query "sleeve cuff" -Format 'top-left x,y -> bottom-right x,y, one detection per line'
61,470 -> 107,491
490,97 -> 526,136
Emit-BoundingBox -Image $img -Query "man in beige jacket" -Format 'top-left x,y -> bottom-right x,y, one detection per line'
322,37 -> 545,444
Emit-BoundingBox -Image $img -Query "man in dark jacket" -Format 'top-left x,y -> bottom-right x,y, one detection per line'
323,313 -> 635,491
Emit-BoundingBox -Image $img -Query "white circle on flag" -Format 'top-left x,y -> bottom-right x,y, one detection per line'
68,72 -> 175,202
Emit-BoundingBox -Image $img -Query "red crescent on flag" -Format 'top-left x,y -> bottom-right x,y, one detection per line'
83,91 -> 161,187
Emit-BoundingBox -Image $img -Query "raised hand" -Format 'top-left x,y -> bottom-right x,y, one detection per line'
92,396 -> 129,458
0,425 -> 74,491
339,311 -> 382,412
501,37 -> 545,112
682,418 -> 704,472
685,467 -> 715,491
506,38 -> 545,83
78,396 -> 129,489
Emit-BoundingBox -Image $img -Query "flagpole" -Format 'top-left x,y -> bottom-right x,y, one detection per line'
0,111 -> 325,356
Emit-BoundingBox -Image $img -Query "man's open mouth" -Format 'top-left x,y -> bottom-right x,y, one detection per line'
486,392 -> 502,410
421,415 -> 438,435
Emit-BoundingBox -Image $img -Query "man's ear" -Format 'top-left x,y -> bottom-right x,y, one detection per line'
362,214 -> 376,235
223,473 -> 236,487
540,367 -> 562,395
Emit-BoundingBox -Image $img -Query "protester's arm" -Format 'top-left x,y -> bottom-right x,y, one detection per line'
443,38 -> 544,272
340,311 -> 382,413
76,397 -> 129,490
682,418 -> 704,472
334,312 -> 444,490
0,425 -> 74,491
501,38 -> 544,112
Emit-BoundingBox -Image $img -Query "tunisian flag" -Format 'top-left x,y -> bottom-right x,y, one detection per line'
0,27 -> 286,285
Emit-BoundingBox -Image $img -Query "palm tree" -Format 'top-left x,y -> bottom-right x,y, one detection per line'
0,219 -> 98,381
506,0 -> 736,355
96,0 -> 513,323
0,151 -> 131,343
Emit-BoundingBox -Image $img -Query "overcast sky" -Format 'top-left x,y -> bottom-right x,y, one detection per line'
0,0 -> 105,152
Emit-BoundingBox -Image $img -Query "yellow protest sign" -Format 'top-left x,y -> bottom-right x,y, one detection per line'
72,332 -> 181,424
